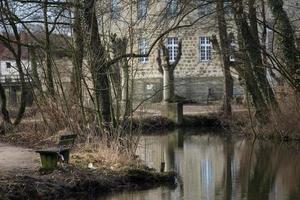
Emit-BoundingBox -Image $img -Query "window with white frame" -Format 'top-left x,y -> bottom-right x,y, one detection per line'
166,0 -> 178,16
111,0 -> 121,19
199,36 -> 212,61
266,28 -> 273,51
137,0 -> 147,20
167,37 -> 179,63
229,41 -> 236,62
223,0 -> 233,15
229,33 -> 236,62
138,38 -> 149,63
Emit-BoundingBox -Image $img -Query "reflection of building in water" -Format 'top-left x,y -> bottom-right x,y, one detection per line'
137,132 -> 226,200
98,187 -> 176,200
102,132 -> 300,200
136,129 -> 184,171
183,135 -> 225,200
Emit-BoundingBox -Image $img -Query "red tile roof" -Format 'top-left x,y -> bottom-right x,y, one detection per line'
0,33 -> 29,60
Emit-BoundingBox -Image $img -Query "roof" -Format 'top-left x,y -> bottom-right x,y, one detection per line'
0,33 -> 29,60
0,32 -> 74,61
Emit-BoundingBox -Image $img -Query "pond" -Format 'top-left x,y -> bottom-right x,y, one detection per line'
98,129 -> 300,200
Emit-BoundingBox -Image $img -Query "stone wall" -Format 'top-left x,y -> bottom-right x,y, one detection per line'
132,77 -> 243,104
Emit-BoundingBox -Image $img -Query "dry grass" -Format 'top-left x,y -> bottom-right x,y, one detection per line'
264,94 -> 300,139
232,92 -> 300,140
71,138 -> 142,171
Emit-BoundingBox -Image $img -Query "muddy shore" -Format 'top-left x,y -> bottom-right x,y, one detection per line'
0,166 -> 176,200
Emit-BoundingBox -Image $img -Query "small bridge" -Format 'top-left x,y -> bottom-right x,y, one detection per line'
0,75 -> 33,106
0,75 -> 31,87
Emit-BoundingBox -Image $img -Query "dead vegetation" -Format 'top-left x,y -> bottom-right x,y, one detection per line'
231,93 -> 300,140
0,165 -> 176,200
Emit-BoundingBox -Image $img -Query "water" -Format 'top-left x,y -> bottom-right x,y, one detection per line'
98,129 -> 300,200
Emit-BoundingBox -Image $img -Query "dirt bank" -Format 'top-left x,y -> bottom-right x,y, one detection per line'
0,166 -> 176,200
0,143 -> 175,200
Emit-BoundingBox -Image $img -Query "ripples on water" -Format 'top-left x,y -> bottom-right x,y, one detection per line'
98,129 -> 300,200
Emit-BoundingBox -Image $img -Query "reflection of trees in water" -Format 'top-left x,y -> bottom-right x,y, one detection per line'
235,141 -> 300,200
222,136 -> 233,200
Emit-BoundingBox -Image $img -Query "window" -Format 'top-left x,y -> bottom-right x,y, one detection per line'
138,38 -> 149,63
229,33 -> 235,62
166,0 -> 178,16
266,28 -> 273,51
198,1 -> 212,16
137,0 -> 147,20
111,0 -> 121,19
199,37 -> 212,61
167,37 -> 179,63
223,0 -> 233,15
229,41 -> 235,62
6,62 -> 11,68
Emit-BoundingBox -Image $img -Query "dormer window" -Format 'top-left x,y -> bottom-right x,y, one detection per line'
137,0 -> 147,20
166,0 -> 178,16
6,62 -> 11,68
198,1 -> 212,16
111,0 -> 121,19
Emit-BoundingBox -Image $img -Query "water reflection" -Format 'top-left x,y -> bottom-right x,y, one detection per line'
98,130 -> 300,200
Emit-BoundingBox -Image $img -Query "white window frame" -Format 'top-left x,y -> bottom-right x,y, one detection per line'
223,0 -> 233,15
167,37 -> 179,63
199,36 -> 212,61
229,40 -> 236,62
138,38 -> 149,64
137,0 -> 147,20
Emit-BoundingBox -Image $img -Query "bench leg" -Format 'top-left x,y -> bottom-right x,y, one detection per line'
60,151 -> 70,163
40,154 -> 58,169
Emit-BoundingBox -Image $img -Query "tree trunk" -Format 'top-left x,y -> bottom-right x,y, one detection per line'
157,40 -> 182,103
13,57 -> 27,126
248,0 -> 278,109
216,0 -> 233,118
0,83 -> 11,130
70,0 -> 86,122
236,30 -> 270,122
232,0 -> 278,122
43,0 -> 54,96
267,0 -> 300,92
163,68 -> 175,102
83,0 -> 112,127
121,65 -> 130,116
29,47 -> 42,91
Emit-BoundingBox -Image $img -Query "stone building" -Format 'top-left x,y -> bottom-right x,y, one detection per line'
103,0 -> 243,104
103,0 -> 300,104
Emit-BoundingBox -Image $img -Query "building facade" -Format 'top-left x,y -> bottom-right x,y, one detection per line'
103,0 -> 243,104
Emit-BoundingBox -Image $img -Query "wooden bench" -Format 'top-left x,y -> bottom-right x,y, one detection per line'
36,133 -> 77,170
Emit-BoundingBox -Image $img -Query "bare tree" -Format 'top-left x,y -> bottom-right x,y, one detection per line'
156,39 -> 182,103
214,0 -> 233,118
267,0 -> 300,93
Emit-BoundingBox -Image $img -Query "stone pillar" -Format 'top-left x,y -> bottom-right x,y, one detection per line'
161,102 -> 183,125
